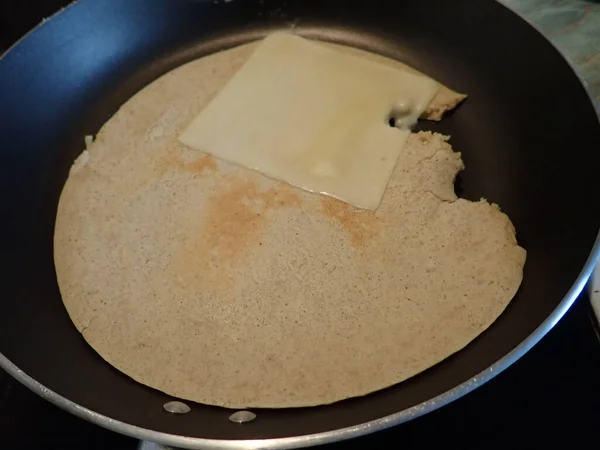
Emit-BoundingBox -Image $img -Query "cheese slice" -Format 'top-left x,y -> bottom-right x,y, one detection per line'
179,32 -> 438,210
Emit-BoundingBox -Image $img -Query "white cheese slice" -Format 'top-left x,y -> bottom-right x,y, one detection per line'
179,32 -> 438,210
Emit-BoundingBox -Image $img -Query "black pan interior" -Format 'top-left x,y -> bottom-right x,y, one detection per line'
1,0 -> 599,441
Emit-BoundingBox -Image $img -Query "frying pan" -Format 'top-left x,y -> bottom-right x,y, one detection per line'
1,0 -> 599,448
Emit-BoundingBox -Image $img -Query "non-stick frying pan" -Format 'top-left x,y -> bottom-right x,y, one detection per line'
1,0 -> 599,448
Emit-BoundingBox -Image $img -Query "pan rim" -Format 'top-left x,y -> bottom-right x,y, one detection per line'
1,0 -> 599,448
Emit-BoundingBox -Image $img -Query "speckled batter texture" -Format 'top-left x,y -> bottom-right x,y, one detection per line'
54,41 -> 525,408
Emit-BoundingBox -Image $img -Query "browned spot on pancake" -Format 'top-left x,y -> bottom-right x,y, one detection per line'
203,179 -> 267,261
263,181 -> 303,209
320,196 -> 380,247
171,177 -> 302,292
204,179 -> 302,260
179,154 -> 217,175
154,148 -> 218,179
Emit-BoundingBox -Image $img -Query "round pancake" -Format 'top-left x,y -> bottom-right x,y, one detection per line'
54,42 -> 526,408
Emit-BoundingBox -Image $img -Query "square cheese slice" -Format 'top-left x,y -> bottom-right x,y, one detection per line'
179,33 -> 438,210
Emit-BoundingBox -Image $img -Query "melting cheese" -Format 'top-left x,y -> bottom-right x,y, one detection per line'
179,33 -> 438,210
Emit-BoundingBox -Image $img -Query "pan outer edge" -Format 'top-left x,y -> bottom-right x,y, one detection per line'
1,0 -> 600,448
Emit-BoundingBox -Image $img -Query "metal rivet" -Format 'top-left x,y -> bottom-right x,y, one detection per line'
229,410 -> 257,423
163,400 -> 191,414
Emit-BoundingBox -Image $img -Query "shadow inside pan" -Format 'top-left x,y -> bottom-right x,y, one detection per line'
0,0 -> 599,443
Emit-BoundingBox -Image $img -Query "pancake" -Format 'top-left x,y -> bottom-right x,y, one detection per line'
54,41 -> 525,408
